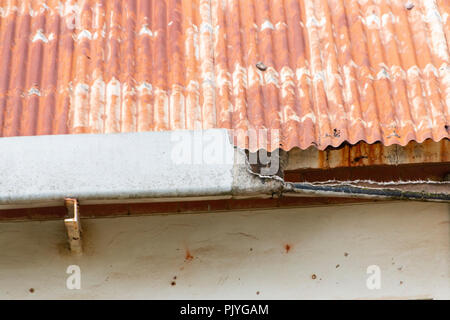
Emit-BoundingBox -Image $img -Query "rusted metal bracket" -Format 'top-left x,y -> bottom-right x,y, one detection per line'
64,198 -> 82,254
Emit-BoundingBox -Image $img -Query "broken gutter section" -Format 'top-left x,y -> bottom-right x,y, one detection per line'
252,169 -> 450,202
248,161 -> 450,202
243,148 -> 450,203
284,181 -> 450,202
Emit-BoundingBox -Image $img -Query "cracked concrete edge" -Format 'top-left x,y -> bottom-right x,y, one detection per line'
231,148 -> 285,197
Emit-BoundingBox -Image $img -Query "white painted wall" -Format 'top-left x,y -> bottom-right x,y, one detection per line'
0,202 -> 448,300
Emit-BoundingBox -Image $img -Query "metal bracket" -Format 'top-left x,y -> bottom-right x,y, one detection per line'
64,198 -> 82,254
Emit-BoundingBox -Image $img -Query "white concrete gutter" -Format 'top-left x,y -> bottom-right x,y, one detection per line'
0,129 -> 282,209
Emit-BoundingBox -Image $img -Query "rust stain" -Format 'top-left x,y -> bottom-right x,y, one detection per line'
185,249 -> 194,262
284,244 -> 291,253
0,1 -> 448,152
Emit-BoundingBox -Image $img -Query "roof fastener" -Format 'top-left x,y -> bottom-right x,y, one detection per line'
256,62 -> 268,71
405,2 -> 414,10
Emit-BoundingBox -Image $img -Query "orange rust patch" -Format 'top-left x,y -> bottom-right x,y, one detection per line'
0,1 -> 447,151
185,249 -> 194,262
284,244 -> 291,253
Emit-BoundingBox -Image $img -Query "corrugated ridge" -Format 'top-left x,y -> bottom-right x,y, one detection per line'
0,0 -> 215,135
213,0 -> 450,150
0,0 -> 448,151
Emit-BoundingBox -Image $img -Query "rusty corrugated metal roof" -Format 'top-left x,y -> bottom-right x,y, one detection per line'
0,0 -> 448,151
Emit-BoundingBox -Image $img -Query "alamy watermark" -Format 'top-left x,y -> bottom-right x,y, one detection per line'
366,265 -> 381,290
62,264 -> 381,292
170,129 -> 281,176
66,265 -> 81,290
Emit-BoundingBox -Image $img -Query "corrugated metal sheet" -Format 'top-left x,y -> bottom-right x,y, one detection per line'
0,0 -> 448,151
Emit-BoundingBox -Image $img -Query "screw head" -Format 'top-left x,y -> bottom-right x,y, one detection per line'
256,62 -> 268,71
405,2 -> 414,10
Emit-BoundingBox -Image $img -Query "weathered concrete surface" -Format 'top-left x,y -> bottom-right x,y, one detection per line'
0,130 -> 282,209
0,202 -> 448,300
